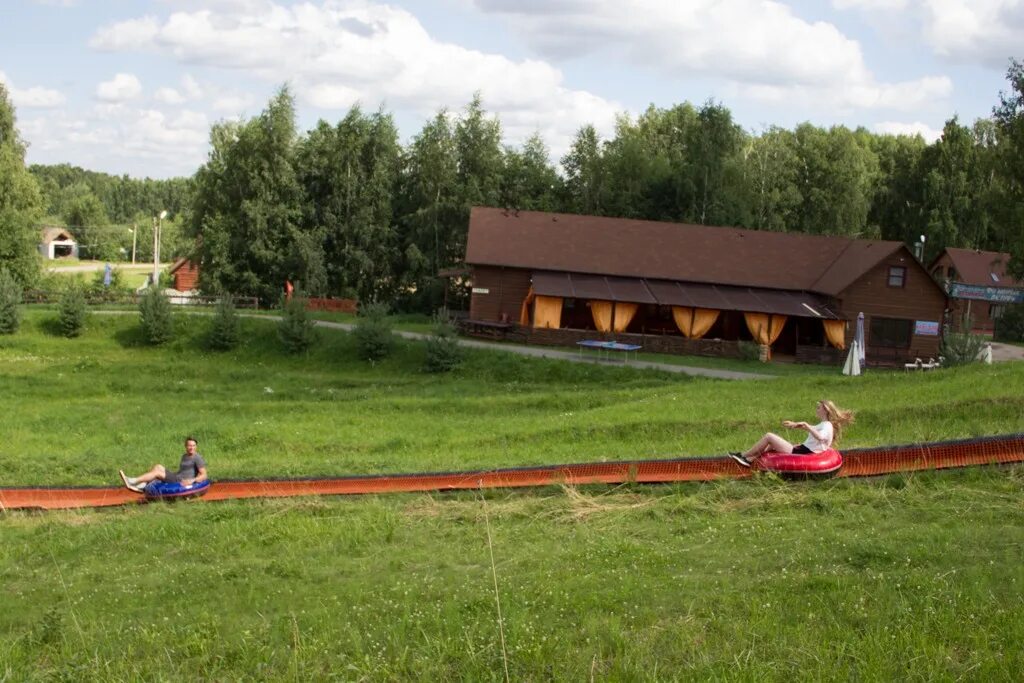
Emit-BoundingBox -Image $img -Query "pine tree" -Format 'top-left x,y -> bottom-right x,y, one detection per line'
57,284 -> 88,338
139,285 -> 173,345
277,295 -> 317,354
207,295 -> 240,351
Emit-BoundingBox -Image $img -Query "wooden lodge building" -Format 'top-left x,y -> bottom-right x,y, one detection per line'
461,207 -> 948,365
929,248 -> 1023,335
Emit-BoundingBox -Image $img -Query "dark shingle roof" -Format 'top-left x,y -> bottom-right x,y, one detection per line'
465,207 -> 904,296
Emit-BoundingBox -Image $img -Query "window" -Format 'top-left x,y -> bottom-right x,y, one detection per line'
887,266 -> 907,288
870,317 -> 913,348
991,304 -> 1005,319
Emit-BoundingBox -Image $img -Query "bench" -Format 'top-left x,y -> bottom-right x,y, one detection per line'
460,319 -> 513,340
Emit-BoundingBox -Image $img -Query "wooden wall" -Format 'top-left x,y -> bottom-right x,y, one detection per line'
836,247 -> 947,362
171,261 -> 199,291
469,266 -> 532,323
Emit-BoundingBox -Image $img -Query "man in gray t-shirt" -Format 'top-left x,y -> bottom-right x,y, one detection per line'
119,436 -> 209,493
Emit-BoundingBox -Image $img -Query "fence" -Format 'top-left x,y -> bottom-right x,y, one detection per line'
23,290 -> 260,309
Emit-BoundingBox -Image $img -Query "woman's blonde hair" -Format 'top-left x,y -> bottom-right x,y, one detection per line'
819,400 -> 855,444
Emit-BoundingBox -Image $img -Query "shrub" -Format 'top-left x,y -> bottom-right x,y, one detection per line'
994,304 -> 1024,343
57,285 -> 88,338
423,311 -> 464,373
736,340 -> 760,362
278,295 -> 317,354
138,286 -> 174,345
939,330 -> 987,367
0,268 -> 22,335
353,301 -> 395,363
208,296 -> 241,351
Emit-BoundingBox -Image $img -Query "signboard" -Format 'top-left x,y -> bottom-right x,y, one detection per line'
948,282 -> 1024,304
914,320 -> 940,336
471,287 -> 490,295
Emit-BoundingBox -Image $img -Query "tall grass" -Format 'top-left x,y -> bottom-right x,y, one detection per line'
1,309 -> 1023,680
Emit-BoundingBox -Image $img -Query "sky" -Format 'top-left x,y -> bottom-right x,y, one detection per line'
1,0 -> 1022,179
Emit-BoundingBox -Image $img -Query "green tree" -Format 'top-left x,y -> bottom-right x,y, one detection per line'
191,86 -> 319,303
0,83 -> 43,285
397,110 -> 460,309
60,183 -> 116,260
561,124 -> 608,216
277,294 -> 317,354
0,267 -> 22,334
295,106 -> 401,303
499,133 -> 562,212
423,312 -> 463,373
791,124 -> 879,236
207,295 -> 240,351
352,301 -> 395,362
867,132 -> 927,244
993,59 -> 1024,278
57,284 -> 88,338
743,127 -> 802,232
138,285 -> 173,345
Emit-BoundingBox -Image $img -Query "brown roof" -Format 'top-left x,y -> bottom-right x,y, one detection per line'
466,207 -> 905,296
937,248 -> 1021,288
40,226 -> 75,243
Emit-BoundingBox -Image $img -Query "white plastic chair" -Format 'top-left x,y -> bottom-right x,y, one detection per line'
904,358 -> 923,371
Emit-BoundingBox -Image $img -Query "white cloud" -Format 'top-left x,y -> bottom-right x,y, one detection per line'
89,1 -> 625,155
181,74 -> 203,99
0,72 -> 66,109
96,73 -> 143,102
211,93 -> 257,114
832,0 -> 909,9
18,103 -> 210,177
154,87 -> 186,104
32,0 -> 79,6
470,0 -> 951,112
919,0 -> 1024,66
874,120 -> 943,141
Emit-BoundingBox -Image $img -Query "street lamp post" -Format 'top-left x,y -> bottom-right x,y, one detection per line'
153,210 -> 167,286
129,224 -> 137,264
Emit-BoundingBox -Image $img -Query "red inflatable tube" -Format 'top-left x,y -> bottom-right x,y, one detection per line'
754,448 -> 843,479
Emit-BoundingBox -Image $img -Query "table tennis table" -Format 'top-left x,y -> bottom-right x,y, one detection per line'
576,340 -> 643,363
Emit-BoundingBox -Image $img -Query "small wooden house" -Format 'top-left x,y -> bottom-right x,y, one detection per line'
168,258 -> 200,292
929,248 -> 1024,334
462,207 -> 948,365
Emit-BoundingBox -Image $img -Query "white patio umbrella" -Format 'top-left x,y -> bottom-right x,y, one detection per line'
855,312 -> 866,366
842,339 -> 862,376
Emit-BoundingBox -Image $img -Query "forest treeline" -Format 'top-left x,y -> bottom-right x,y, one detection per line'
3,60 -> 1023,310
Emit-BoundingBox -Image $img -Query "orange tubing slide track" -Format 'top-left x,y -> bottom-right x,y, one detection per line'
2,434 -> 1022,511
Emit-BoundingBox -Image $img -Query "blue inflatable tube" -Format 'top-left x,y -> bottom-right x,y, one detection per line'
143,479 -> 211,501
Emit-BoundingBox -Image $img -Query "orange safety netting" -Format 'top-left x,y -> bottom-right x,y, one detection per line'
2,434 -> 1022,511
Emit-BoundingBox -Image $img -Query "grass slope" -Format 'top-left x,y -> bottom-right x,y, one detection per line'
1,310 -> 1023,680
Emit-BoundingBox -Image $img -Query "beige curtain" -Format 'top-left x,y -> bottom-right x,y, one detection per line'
822,319 -> 846,350
672,306 -> 720,339
612,302 -> 638,332
589,300 -> 613,332
519,287 -> 535,326
744,313 -> 787,360
533,296 -> 563,329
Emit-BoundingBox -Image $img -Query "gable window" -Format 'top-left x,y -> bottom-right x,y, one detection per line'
870,317 -> 913,348
887,266 -> 907,288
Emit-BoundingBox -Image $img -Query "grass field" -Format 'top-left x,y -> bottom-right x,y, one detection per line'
2,309 -> 1023,680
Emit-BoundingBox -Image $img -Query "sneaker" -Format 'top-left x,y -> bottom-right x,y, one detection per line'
727,452 -> 751,468
119,470 -> 144,493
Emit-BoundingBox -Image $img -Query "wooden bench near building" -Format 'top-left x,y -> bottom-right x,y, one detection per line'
455,207 -> 949,366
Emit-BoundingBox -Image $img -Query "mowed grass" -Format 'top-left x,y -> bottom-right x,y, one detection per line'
2,309 -> 1024,680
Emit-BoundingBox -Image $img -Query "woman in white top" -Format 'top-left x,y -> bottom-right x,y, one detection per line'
729,400 -> 854,467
